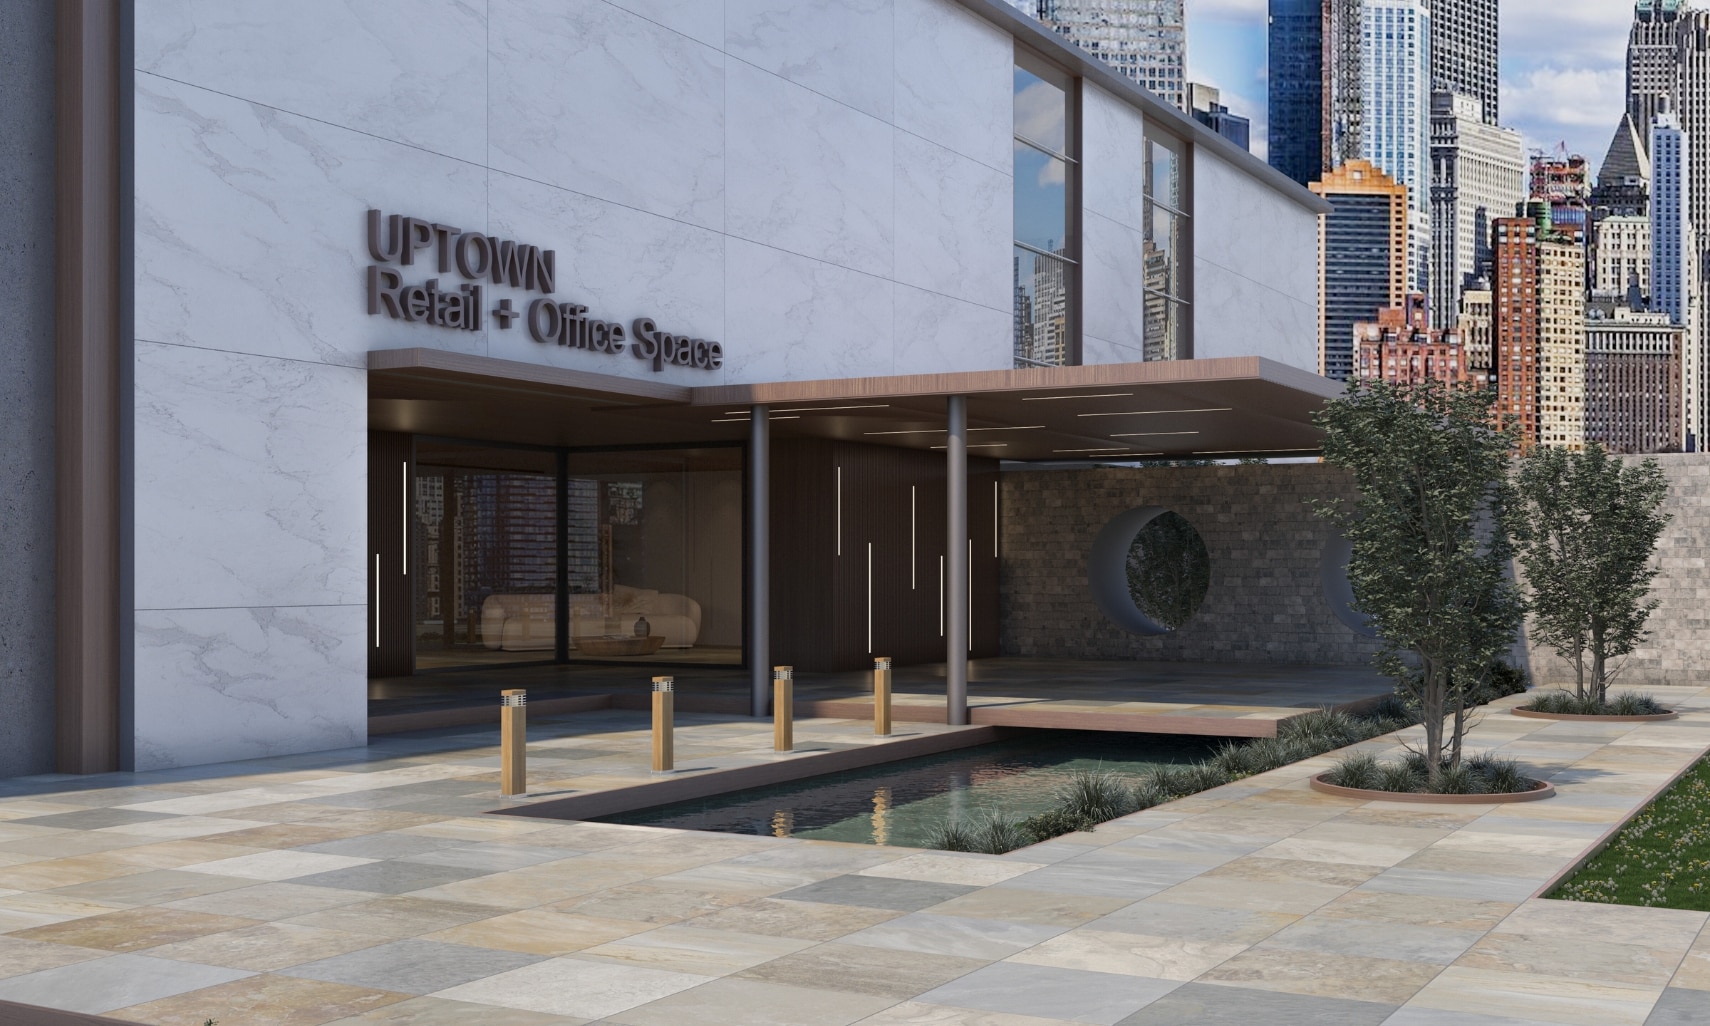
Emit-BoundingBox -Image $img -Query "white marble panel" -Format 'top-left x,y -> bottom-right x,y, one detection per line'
722,239 -> 893,382
726,0 -> 893,120
484,172 -> 728,387
134,75 -> 490,368
605,0 -> 725,47
133,605 -> 367,771
893,285 -> 1012,375
895,0 -> 1012,173
134,343 -> 366,610
726,61 -> 894,278
894,133 -> 1011,311
489,0 -> 724,230
1193,259 -> 1319,372
1081,83 -> 1150,233
1081,334 -> 1146,367
1193,148 -> 1320,303
1081,211 -> 1150,349
135,0 -> 488,164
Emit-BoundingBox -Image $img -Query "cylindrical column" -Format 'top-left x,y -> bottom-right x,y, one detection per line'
773,666 -> 794,752
874,657 -> 892,736
749,406 -> 771,718
500,690 -> 527,796
651,677 -> 674,772
946,395 -> 969,726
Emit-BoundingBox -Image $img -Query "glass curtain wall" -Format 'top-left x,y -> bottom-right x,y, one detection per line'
411,441 -> 741,671
1143,130 -> 1191,361
1013,54 -> 1079,368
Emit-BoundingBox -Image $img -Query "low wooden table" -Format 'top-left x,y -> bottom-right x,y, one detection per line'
574,635 -> 666,657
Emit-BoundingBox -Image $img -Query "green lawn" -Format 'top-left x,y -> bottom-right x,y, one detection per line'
1549,756 -> 1710,911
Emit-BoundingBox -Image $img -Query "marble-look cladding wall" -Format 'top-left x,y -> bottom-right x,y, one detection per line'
128,0 -> 1020,767
1001,464 -> 1383,666
0,0 -> 58,776
1191,150 -> 1319,371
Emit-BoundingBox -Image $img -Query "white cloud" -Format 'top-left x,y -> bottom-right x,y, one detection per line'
1189,0 -> 1265,17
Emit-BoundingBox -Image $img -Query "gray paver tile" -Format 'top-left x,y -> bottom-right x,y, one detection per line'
775,874 -> 978,912
0,953 -> 252,1014
839,911 -> 1065,959
433,956 -> 711,1019
11,808 -> 180,830
281,938 -> 543,994
291,860 -> 499,895
918,962 -> 1182,1025
609,976 -> 895,1026
1360,869 -> 1545,903
298,834 -> 467,859
1382,1010 -> 1586,1026
1115,982 -> 1395,1025
1647,988 -> 1710,1026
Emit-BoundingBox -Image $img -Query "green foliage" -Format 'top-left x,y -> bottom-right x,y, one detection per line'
1510,445 -> 1670,704
1056,769 -> 1140,822
1124,512 -> 1211,630
1327,752 -> 1382,790
1336,750 -> 1534,795
1552,756 -> 1710,910
1526,690 -> 1668,716
927,821 -> 977,852
1311,379 -> 1526,785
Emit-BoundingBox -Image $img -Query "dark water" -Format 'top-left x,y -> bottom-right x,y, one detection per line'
595,730 -> 1220,847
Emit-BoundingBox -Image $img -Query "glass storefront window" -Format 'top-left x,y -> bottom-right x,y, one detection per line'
1013,58 -> 1077,368
410,442 -> 742,671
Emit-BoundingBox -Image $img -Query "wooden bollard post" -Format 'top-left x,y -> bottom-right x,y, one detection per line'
773,666 -> 794,752
652,677 -> 674,773
500,690 -> 527,796
874,657 -> 892,736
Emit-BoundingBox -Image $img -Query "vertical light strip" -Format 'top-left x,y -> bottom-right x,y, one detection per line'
910,486 -> 917,589
993,480 -> 999,558
867,542 -> 874,653
938,556 -> 945,637
402,462 -> 409,575
836,467 -> 842,556
373,553 -> 381,647
968,539 -> 974,652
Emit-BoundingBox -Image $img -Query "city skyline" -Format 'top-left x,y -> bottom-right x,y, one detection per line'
1189,0 -> 1629,171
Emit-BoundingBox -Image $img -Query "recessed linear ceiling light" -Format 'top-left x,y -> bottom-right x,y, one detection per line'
929,442 -> 1010,450
1195,448 -> 1319,455
1020,392 -> 1134,401
862,425 -> 1047,436
1076,407 -> 1233,417
1110,430 -> 1200,438
711,415 -> 801,423
1052,447 -> 1135,453
720,404 -> 889,416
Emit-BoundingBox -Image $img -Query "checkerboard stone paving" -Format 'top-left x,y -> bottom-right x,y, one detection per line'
0,696 -> 1700,1024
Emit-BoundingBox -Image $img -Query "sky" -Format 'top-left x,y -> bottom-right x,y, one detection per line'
1187,0 -> 1633,175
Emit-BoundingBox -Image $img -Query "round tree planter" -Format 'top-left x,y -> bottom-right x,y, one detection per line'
1309,773 -> 1556,804
1512,708 -> 1678,723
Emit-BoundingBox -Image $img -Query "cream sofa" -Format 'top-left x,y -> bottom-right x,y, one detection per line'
481,586 -> 702,652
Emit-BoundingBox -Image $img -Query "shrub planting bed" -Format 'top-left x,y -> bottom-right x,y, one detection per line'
1549,756 -> 1710,911
1517,691 -> 1674,720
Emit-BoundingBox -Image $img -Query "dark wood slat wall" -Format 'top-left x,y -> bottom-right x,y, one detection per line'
772,439 -> 998,672
368,431 -> 414,678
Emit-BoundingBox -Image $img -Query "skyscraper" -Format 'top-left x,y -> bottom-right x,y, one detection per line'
1189,83 -> 1250,151
1429,90 -> 1525,329
1037,0 -> 1187,109
1494,210 -> 1587,451
1430,0 -> 1500,126
1629,0 -> 1687,148
1361,0 -> 1432,294
1652,109 -> 1690,324
1312,161 -> 1408,382
1585,301 -> 1685,454
1267,0 -> 1362,186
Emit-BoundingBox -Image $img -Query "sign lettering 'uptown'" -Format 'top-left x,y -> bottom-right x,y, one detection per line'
363,209 -> 723,372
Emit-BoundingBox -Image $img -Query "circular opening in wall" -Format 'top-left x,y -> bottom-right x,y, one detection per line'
1321,534 -> 1379,638
1088,507 -> 1211,636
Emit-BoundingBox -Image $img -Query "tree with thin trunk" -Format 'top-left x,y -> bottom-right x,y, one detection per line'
1312,380 -> 1524,786
1511,445 -> 1670,706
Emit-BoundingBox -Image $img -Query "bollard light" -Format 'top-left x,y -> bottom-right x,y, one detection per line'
500,689 -> 527,796
773,666 -> 794,752
873,657 -> 892,737
652,677 -> 674,773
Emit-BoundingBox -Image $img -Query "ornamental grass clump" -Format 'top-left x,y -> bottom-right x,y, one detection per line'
1528,690 -> 1668,716
1325,749 -> 1535,795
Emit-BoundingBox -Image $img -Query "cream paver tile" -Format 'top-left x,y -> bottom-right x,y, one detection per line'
112,972 -> 410,1026
606,976 -> 897,1026
432,956 -> 711,1020
1406,967 -> 1665,1026
1672,948 -> 1710,991
147,921 -> 387,972
0,935 -> 110,979
839,911 -> 1063,960
857,853 -> 1047,887
1007,928 -> 1247,980
11,907 -> 261,954
676,897 -> 903,941
924,887 -> 1128,928
181,850 -> 380,882
1147,873 -> 1351,916
423,909 -> 653,955
1395,848 -> 1569,878
850,1000 -> 1085,1026
321,994 -> 588,1024
549,883 -> 757,924
574,925 -> 813,975
1313,891 -> 1517,931
1197,946 -> 1443,1005
1456,931 -> 1688,987
0,856 -> 155,891
646,862 -> 826,895
738,942 -> 988,1000
43,869 -> 257,907
1492,900 -> 1709,949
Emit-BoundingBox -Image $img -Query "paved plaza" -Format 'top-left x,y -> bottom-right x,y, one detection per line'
0,688 -> 1703,1025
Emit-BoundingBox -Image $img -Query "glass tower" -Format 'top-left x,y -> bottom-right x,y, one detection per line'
1362,0 -> 1432,294
1430,0 -> 1500,126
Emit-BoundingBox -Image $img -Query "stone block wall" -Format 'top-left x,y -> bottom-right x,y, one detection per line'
1001,463 -> 1383,666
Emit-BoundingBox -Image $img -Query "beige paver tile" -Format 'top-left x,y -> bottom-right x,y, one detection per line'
1199,946 -> 1442,1004
322,994 -> 587,1024
164,881 -> 379,921
147,921 -> 386,972
850,1002 -> 1084,1026
924,887 -> 1127,928
197,823 -> 377,850
1673,948 -> 1710,991
738,941 -> 987,999
113,972 -> 410,1026
1406,966 -> 1664,1026
607,976 -> 896,1026
1007,928 -> 1246,980
1148,873 -> 1350,915
1456,931 -> 1686,986
423,908 -> 652,955
0,934 -> 109,979
1494,900 -> 1709,949
432,956 -> 711,1020
551,882 -> 773,924
12,907 -> 261,953
182,850 -> 380,882
676,897 -> 902,940
575,924 -> 813,975
857,853 -> 1046,887
286,897 -> 503,939
1395,847 -> 1568,878
1314,891 -> 1516,930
